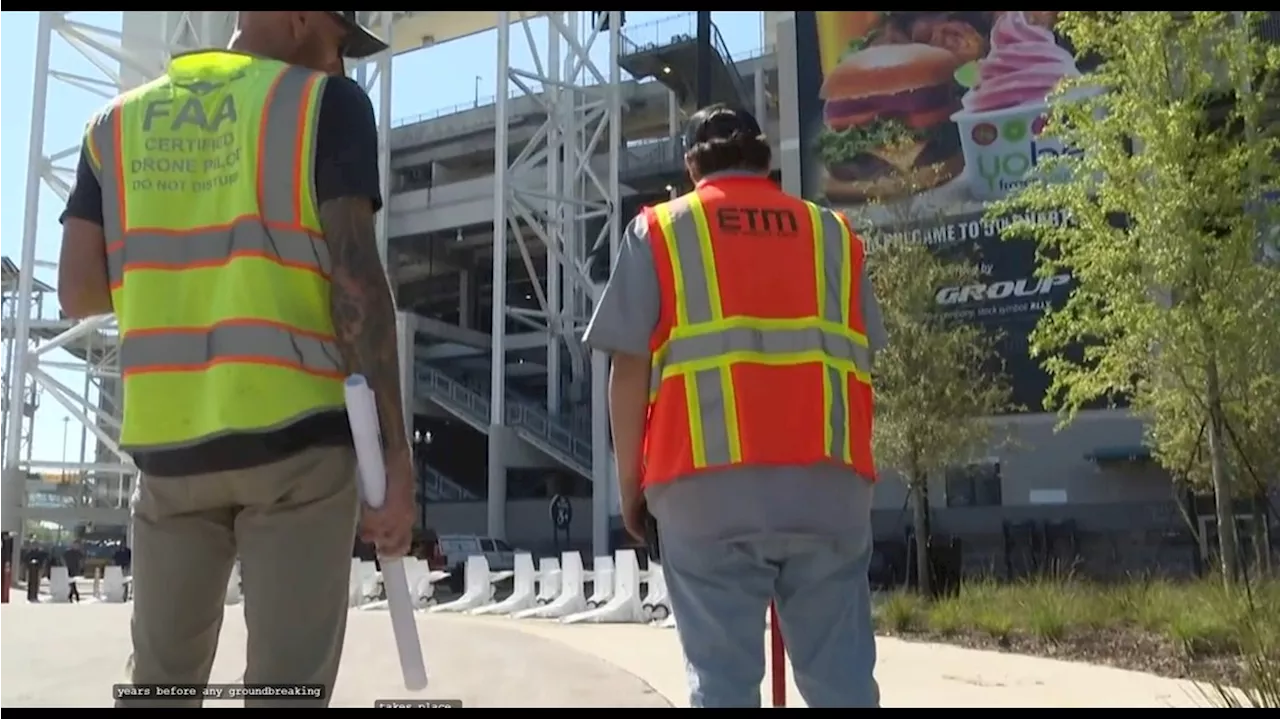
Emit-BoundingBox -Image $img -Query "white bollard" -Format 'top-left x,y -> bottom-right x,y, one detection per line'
471,553 -> 537,615
349,559 -> 366,607
225,562 -> 243,605
364,558 -> 434,612
534,557 -> 561,605
48,566 -> 72,603
429,555 -> 493,613
642,564 -> 671,622
562,549 -> 644,624
402,558 -> 433,609
585,556 -> 614,609
425,569 -> 450,605
101,566 -> 128,603
513,551 -> 586,619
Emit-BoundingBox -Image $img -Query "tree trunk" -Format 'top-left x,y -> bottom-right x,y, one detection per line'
1205,360 -> 1239,587
910,469 -> 933,598
1252,493 -> 1271,573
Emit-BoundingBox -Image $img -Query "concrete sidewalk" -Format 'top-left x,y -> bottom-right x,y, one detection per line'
472,615 -> 1211,707
0,603 -> 669,708
1,603 -> 1210,707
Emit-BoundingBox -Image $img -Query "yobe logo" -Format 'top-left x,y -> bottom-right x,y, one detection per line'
972,115 -> 1079,194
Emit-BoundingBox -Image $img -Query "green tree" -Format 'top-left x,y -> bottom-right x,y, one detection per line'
993,11 -> 1280,585
863,232 -> 1013,597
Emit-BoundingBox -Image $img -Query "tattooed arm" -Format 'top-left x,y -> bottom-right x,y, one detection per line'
314,73 -> 415,556
313,77 -> 407,457
320,197 -> 408,456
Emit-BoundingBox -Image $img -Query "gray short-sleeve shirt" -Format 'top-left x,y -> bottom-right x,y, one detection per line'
583,198 -> 887,542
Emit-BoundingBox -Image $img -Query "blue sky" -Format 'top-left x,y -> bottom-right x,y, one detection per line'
1,11 -> 765,466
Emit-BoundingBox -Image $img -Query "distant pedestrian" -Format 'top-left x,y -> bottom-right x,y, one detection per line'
113,545 -> 132,574
64,543 -> 85,603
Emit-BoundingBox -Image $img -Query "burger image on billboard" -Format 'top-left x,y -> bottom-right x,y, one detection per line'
816,43 -> 965,204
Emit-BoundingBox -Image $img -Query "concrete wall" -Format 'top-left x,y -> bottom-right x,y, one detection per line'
390,78 -> 678,167
870,409 -> 1169,513
386,53 -> 780,239
425,495 -> 596,549
493,426 -> 558,470
865,410 -> 1189,578
389,155 -> 634,235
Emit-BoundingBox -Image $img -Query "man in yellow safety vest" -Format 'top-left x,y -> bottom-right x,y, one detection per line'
58,12 -> 414,707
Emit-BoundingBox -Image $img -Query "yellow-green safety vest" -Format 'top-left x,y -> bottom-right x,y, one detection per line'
85,50 -> 345,452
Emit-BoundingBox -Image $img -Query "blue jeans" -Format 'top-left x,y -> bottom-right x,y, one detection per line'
660,533 -> 880,708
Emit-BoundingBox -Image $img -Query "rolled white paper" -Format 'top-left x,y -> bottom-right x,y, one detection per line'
344,375 -> 387,509
343,375 -> 429,692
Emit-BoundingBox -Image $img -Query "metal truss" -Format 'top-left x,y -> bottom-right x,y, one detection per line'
491,11 -> 622,552
2,12 -> 239,544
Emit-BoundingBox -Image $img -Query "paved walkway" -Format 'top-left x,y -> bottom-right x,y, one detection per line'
1,602 -> 1210,707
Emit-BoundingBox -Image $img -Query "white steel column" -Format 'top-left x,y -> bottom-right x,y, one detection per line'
349,12 -> 410,443
489,11 -> 513,540
754,59 -> 767,129
593,11 -> 624,558
545,24 -> 563,418
2,13 -> 55,546
495,11 -> 623,555
3,11 -> 235,562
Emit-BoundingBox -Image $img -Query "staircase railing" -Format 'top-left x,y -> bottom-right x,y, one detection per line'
420,464 -> 478,502
504,399 -> 594,475
620,136 -> 684,182
710,23 -> 752,105
415,362 -> 593,479
415,362 -> 491,432
619,12 -> 697,57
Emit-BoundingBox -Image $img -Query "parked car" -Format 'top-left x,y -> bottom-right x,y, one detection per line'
436,534 -> 520,593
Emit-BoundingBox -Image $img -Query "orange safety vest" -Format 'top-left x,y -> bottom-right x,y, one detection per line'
641,175 -> 876,487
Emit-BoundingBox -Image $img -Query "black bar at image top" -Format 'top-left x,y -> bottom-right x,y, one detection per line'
696,11 -> 712,109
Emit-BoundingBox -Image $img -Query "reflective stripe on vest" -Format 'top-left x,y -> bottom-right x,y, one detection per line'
118,319 -> 342,379
98,66 -> 330,290
91,54 -> 343,450
648,191 -> 871,470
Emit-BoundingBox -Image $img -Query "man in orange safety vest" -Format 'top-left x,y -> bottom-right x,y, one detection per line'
585,105 -> 886,708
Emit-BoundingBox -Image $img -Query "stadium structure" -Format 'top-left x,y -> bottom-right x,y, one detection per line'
2,11 -> 787,561
7,11 -> 1271,574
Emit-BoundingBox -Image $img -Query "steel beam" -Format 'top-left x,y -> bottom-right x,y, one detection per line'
493,12 -> 623,554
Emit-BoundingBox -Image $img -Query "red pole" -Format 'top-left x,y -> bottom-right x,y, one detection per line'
769,601 -> 786,707
1,562 -> 10,604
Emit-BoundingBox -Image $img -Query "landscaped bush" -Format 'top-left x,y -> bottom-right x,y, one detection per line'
872,575 -> 1280,690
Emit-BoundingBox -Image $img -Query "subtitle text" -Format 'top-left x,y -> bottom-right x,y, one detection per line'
112,683 -> 326,701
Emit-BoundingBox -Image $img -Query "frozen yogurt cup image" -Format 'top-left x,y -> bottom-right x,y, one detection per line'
950,11 -> 1093,201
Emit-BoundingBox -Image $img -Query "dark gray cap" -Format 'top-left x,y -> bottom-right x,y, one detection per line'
683,104 -> 764,150
329,11 -> 390,59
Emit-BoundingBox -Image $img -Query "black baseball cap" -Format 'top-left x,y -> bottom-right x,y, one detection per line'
329,11 -> 390,59
683,104 -> 764,151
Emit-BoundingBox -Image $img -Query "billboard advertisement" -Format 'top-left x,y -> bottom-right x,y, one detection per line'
793,11 -> 1089,412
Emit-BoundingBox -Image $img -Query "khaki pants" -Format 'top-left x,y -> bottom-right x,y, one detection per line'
120,444 -> 359,708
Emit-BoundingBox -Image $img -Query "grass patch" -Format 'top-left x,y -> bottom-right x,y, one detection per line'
872,574 -> 1280,690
